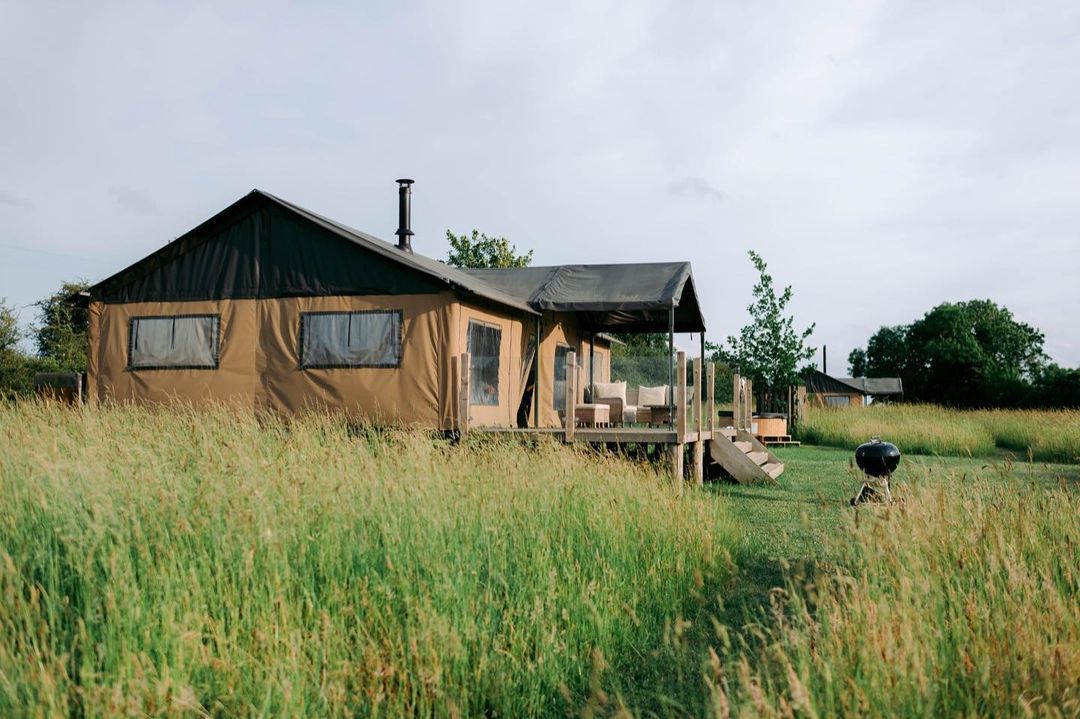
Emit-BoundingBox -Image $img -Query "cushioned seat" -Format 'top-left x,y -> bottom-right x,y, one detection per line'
590,382 -> 672,425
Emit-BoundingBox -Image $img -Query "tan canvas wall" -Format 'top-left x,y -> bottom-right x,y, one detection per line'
256,294 -> 455,425
534,312 -> 584,428
88,293 -> 458,427
456,302 -> 529,428
90,298 -> 259,407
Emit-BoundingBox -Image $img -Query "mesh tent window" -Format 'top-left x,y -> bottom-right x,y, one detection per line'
128,315 -> 220,370
300,310 -> 403,369
467,320 -> 501,406
553,344 -> 572,416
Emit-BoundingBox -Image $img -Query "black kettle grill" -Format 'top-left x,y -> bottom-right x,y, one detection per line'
855,437 -> 901,477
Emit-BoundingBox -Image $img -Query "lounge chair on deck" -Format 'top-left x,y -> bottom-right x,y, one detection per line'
590,381 -> 671,426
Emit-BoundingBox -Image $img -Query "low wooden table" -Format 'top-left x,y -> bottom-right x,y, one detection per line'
645,404 -> 672,426
575,403 -> 610,427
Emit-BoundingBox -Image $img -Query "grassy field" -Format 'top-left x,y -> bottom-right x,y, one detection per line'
0,402 -> 738,716
797,403 -> 1080,463
2,402 -> 1079,716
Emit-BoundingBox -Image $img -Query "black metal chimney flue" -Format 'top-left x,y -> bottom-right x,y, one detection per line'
395,178 -> 414,252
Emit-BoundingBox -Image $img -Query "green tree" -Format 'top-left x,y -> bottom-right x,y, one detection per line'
32,280 -> 91,372
849,325 -> 908,378
445,230 -> 533,269
847,347 -> 867,377
0,299 -> 34,400
852,300 -> 1047,407
1031,363 -> 1080,408
0,300 -> 20,355
908,300 -> 1044,406
708,251 -> 815,412
610,332 -> 668,355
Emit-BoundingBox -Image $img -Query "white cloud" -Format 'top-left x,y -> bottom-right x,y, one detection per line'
668,177 -> 723,203
109,186 -> 159,217
0,192 -> 31,208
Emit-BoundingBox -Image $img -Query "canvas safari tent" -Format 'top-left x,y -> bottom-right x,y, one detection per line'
80,185 -> 706,429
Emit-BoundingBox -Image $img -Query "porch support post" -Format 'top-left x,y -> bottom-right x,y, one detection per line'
691,437 -> 704,486
667,443 -> 684,485
691,356 -> 703,486
533,318 -> 541,428
668,305 -> 675,429
707,362 -> 716,433
589,332 -> 595,397
564,351 -> 576,442
694,356 -> 703,438
676,350 -> 687,439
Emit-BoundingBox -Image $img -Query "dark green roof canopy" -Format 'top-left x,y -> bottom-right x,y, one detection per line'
87,190 -> 706,334
89,190 -> 536,315
463,263 -> 705,333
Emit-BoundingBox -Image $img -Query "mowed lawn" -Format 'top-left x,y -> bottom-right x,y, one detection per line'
704,444 -> 1080,717
720,443 -> 1080,559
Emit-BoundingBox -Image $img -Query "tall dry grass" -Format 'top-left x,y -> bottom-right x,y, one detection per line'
710,471 -> 1080,717
5,402 -> 1079,716
0,401 -> 737,716
798,404 -> 1080,463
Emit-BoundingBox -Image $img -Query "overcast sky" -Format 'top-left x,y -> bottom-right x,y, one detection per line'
2,1 -> 1078,369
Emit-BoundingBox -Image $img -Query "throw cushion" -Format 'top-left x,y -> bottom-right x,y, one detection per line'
637,385 -> 668,406
592,380 -> 627,404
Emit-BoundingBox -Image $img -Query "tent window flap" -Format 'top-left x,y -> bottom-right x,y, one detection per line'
128,315 -> 220,369
553,344 -> 571,415
468,320 -> 501,406
301,310 -> 403,368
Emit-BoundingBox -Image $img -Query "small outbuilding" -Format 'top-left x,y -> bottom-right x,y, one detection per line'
805,369 -> 903,407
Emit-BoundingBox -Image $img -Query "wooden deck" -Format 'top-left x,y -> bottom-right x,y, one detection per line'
454,350 -> 780,485
479,426 -> 712,445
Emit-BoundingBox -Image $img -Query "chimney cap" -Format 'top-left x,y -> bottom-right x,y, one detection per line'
396,178 -> 414,185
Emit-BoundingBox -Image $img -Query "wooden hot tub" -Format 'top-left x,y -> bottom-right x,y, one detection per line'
717,410 -> 788,438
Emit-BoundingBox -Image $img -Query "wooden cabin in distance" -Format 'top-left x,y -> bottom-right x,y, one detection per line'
805,369 -> 903,407
79,183 -> 705,430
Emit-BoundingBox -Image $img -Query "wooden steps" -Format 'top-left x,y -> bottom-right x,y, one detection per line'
761,462 -> 785,480
708,427 -> 784,484
746,450 -> 768,465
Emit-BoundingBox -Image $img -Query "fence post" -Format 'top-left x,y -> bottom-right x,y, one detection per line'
707,362 -> 716,433
746,379 -> 754,433
731,372 -> 741,429
564,351 -> 576,442
693,358 -> 702,438
691,356 -> 708,483
458,352 -> 471,438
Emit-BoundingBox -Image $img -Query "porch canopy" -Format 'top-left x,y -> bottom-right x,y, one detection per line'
463,262 -> 706,333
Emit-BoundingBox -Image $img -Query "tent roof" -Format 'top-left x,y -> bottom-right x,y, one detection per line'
463,263 -> 706,333
88,190 -> 538,315
805,369 -> 903,396
258,192 -> 538,315
87,190 -> 705,332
